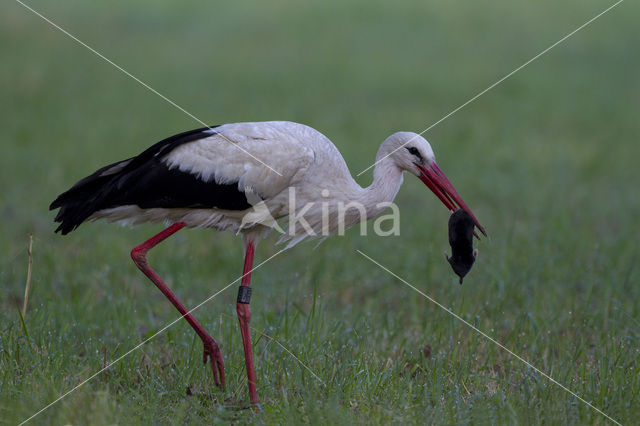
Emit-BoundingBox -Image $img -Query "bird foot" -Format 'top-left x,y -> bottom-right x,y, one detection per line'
202,336 -> 225,389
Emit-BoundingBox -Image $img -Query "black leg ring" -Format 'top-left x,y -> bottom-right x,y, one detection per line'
237,286 -> 252,304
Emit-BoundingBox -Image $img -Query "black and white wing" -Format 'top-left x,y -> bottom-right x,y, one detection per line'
50,122 -> 316,234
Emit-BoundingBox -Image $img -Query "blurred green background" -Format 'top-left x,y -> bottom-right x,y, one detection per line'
1,0 -> 638,424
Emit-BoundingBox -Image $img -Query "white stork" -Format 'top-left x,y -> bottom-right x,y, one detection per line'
50,121 -> 485,404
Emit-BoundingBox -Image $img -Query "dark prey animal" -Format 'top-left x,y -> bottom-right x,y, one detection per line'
445,209 -> 478,284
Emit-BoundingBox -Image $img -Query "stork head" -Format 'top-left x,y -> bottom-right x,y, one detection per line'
382,132 -> 487,237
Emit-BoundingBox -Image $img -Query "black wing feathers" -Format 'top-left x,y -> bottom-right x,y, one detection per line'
103,157 -> 252,211
50,126 -> 253,234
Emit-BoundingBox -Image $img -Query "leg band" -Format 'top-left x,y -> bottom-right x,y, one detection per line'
237,286 -> 252,304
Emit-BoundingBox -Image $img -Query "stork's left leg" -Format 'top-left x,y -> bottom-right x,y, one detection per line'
130,222 -> 225,387
236,240 -> 258,404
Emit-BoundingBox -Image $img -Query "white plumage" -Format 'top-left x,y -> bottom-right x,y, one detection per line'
86,121 -> 484,248
50,120 -> 485,404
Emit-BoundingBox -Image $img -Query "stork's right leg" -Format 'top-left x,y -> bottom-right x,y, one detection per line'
130,222 -> 225,387
236,240 -> 258,404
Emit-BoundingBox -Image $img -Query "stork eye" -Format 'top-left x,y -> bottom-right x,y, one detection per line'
406,146 -> 423,161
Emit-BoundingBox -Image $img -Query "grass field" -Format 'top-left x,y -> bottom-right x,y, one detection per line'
2,0 -> 639,424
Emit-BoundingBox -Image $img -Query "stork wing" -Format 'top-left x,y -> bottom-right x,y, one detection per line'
162,122 -> 316,200
50,122 -> 315,234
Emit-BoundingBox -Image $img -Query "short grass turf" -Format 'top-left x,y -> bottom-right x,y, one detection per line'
1,0 -> 639,424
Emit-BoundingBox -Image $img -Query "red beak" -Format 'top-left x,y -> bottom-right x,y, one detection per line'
417,162 -> 487,238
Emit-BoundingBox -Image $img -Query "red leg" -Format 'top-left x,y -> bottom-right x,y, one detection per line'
130,222 -> 225,388
236,240 -> 258,404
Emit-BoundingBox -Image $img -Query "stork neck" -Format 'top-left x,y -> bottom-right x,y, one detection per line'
362,156 -> 403,216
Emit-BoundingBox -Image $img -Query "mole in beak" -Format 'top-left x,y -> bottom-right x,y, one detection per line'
445,209 -> 478,284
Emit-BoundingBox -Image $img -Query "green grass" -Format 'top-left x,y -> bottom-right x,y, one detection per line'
2,0 -> 639,424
